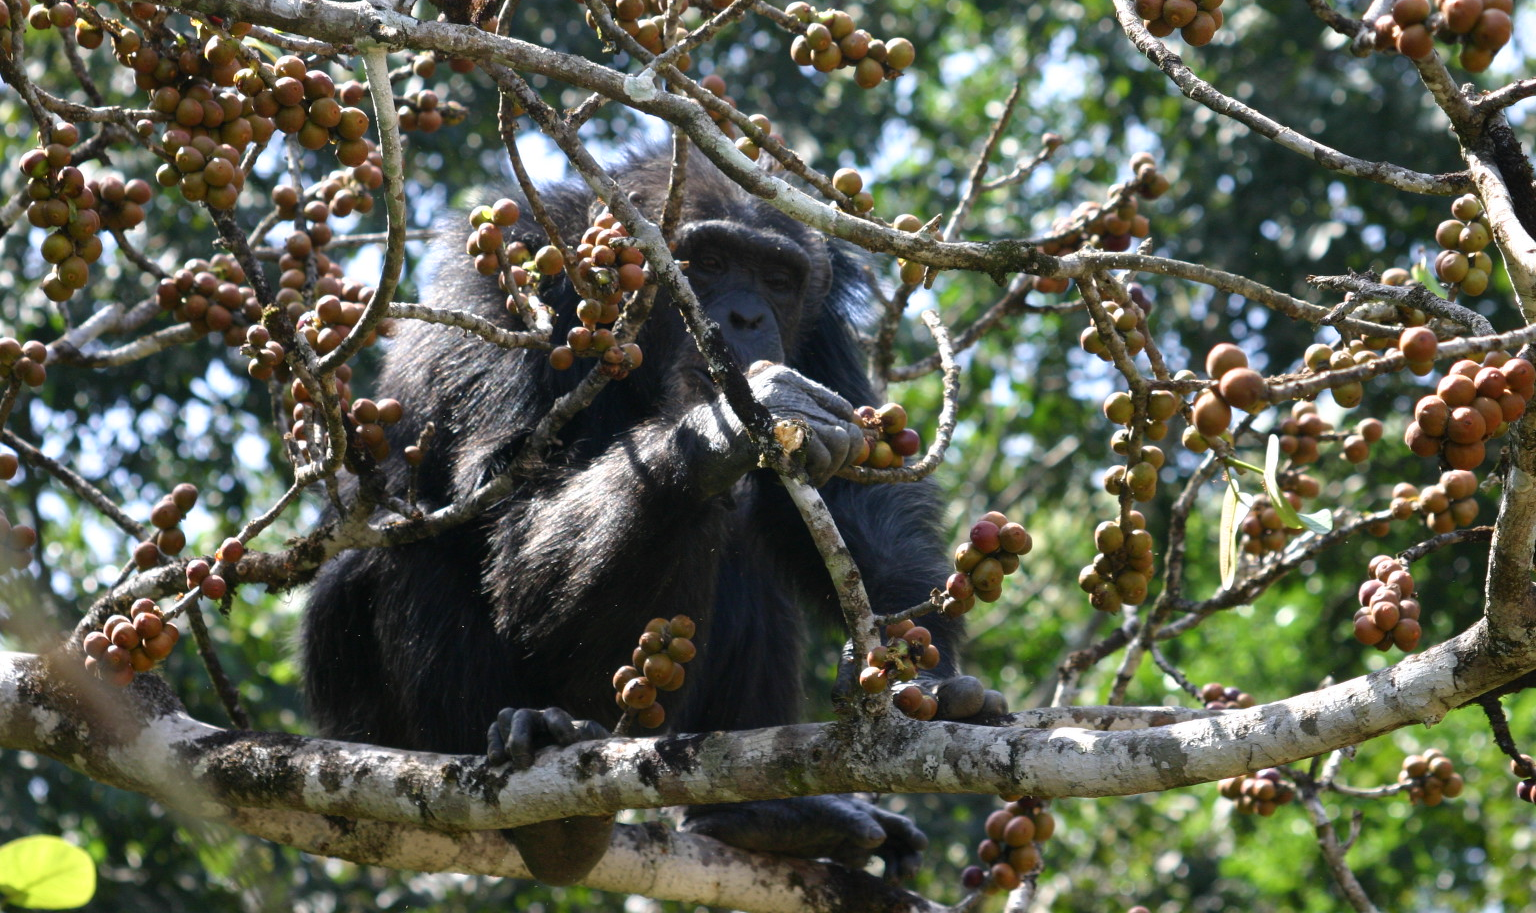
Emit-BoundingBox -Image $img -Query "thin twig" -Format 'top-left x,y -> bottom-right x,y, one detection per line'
943,80 -> 1023,241
1480,695 -> 1533,775
1053,626 -> 1128,707
234,481 -> 307,551
249,229 -> 437,260
245,24 -> 339,54
1152,451 -> 1226,607
1298,784 -> 1382,913
1110,0 -> 1468,196
642,0 -> 754,76
977,134 -> 1063,193
1475,79 -> 1536,116
1309,272 -> 1492,336
1150,643 -> 1197,697
887,277 -> 1074,382
58,25 -> 106,106
490,79 -> 590,302
661,126 -> 689,242
385,302 -> 552,349
1266,322 -> 1536,404
838,311 -> 958,484
49,298 -> 160,361
870,272 -> 912,386
1107,606 -> 1146,707
1305,0 -> 1369,44
579,0 -> 859,213
110,227 -> 169,279
1397,526 -> 1493,564
1162,508 -> 1399,636
1,429 -> 148,539
175,589 -> 251,729
53,323 -> 202,368
0,377 -> 19,432
317,48 -> 407,374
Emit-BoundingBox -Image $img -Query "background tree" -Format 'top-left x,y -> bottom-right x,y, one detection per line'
2,0 -> 1536,909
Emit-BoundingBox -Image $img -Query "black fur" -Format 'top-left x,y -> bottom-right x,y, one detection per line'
301,153 -> 960,882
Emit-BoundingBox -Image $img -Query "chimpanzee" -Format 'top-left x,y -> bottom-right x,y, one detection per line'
301,151 -> 1000,885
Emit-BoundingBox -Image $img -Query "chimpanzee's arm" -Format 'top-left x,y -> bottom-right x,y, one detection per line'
483,365 -> 864,653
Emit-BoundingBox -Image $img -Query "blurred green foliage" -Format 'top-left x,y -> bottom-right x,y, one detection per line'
1,0 -> 1534,909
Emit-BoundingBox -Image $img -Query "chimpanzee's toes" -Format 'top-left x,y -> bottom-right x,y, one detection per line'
488,706 -> 611,767
680,795 -> 929,880
538,707 -> 610,747
930,675 -> 1010,723
487,706 -> 540,768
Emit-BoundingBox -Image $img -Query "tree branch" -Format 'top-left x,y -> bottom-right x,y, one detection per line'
6,611 -> 1535,825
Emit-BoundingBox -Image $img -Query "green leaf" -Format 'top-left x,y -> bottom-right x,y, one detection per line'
1298,507 -> 1335,535
0,836 -> 96,910
1220,475 -> 1241,587
1262,435 -> 1306,531
1412,258 -> 1450,300
1257,435 -> 1335,535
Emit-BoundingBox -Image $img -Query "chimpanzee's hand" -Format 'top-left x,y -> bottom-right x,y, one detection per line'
684,362 -> 863,493
679,795 -> 928,881
487,707 -> 614,886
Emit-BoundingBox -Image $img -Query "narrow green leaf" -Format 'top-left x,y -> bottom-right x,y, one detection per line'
1263,435 -> 1306,530
0,836 -> 96,909
1220,477 -> 1241,587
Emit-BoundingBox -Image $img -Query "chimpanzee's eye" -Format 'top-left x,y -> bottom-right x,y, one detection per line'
689,253 -> 726,276
762,268 -> 798,293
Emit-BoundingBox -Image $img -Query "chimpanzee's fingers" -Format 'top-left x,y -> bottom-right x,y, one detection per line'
796,372 -> 856,418
821,423 -> 855,476
802,432 -> 835,486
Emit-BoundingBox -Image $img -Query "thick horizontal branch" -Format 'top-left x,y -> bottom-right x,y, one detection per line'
5,616 -> 1534,829
0,653 -> 940,913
